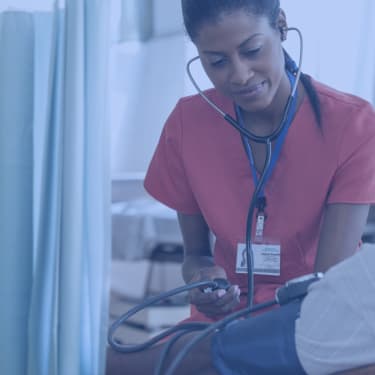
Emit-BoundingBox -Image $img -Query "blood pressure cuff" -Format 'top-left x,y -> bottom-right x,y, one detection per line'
211,300 -> 306,375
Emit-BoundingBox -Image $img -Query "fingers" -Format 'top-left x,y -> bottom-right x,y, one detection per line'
214,285 -> 241,310
187,265 -> 241,317
189,285 -> 241,317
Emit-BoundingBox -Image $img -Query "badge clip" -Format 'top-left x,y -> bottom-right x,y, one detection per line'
255,196 -> 267,242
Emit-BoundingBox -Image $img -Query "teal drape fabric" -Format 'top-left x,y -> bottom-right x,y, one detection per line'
0,2 -> 110,375
0,11 -> 34,375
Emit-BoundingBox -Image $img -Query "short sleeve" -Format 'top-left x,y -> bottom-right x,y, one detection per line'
328,102 -> 375,204
144,101 -> 201,214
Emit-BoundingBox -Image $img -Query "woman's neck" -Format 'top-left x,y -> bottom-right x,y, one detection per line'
240,73 -> 303,137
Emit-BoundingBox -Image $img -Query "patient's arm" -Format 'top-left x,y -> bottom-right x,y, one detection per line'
105,332 -> 219,375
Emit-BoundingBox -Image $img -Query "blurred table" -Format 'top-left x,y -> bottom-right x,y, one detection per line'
111,198 -> 183,260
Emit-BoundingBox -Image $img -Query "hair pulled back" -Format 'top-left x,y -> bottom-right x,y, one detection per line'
181,0 -> 321,126
182,0 -> 280,41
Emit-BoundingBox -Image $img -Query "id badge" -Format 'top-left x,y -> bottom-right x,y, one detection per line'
236,243 -> 281,276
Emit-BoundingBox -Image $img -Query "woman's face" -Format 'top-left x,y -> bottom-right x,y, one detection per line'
195,9 -> 288,114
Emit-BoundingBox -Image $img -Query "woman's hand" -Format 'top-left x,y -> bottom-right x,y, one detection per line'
177,212 -> 241,316
188,265 -> 241,317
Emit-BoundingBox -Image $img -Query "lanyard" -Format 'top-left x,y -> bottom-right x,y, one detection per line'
236,71 -> 298,240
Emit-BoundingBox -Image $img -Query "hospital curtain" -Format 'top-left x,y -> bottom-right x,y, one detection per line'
0,11 -> 34,375
0,1 -> 111,375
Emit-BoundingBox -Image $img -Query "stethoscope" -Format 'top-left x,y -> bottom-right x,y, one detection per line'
185,27 -> 304,309
108,27 -> 307,375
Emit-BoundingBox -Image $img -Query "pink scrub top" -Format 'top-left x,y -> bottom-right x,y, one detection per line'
144,78 -> 375,322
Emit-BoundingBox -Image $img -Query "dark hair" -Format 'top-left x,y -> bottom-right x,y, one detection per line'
182,0 -> 280,41
284,51 -> 321,126
181,0 -> 321,126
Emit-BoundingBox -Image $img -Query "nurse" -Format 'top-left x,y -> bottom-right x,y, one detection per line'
145,0 -> 375,322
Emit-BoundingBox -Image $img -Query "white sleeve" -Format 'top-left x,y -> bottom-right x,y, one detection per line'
295,244 -> 375,375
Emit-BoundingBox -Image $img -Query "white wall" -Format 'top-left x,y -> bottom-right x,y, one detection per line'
153,0 -> 183,37
282,0 -> 375,100
110,1 -> 186,175
109,34 -> 187,175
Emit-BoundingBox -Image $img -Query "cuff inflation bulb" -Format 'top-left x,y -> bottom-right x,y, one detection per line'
276,272 -> 324,305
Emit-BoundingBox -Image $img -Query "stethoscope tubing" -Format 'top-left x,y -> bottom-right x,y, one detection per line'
108,280 -> 218,353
